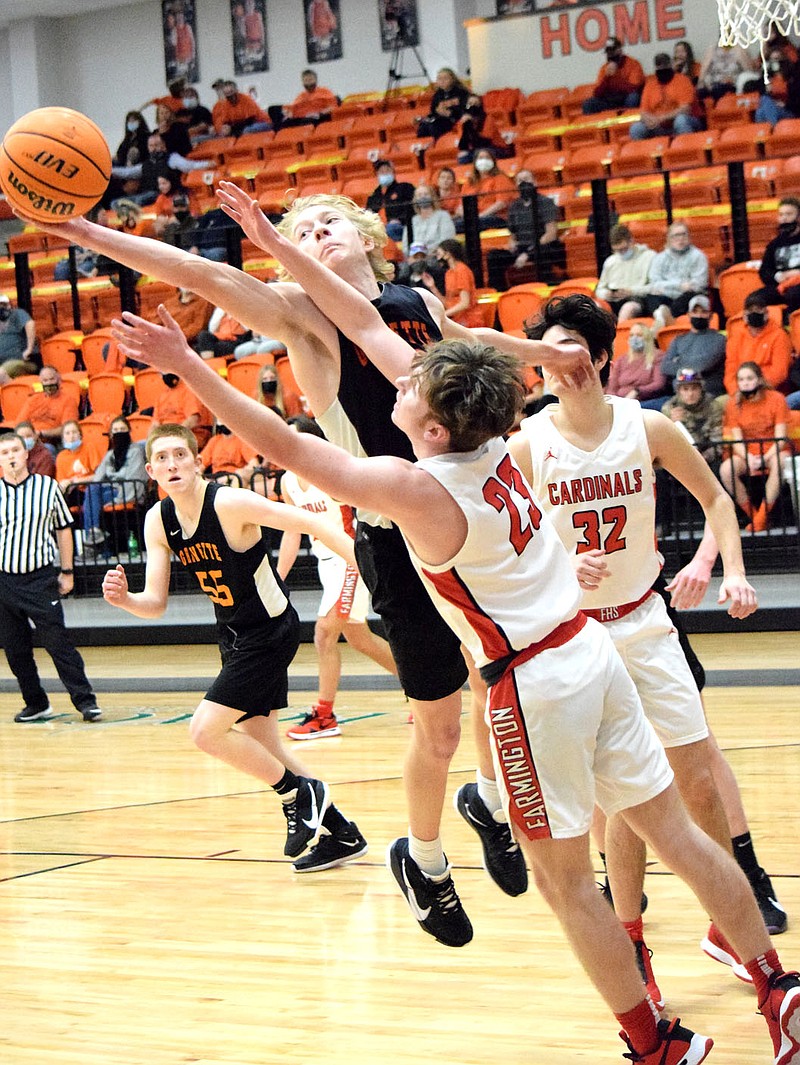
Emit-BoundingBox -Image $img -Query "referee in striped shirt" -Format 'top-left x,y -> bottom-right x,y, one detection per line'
0,431 -> 102,723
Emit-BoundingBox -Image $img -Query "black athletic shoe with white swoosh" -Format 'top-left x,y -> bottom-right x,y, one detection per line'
455,783 -> 528,897
386,837 -> 473,947
282,776 -> 330,858
293,822 -> 368,872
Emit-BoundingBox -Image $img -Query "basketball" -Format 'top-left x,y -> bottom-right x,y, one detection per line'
0,106 -> 111,224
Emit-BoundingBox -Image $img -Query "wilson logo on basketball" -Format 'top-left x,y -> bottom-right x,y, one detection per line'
4,169 -> 76,216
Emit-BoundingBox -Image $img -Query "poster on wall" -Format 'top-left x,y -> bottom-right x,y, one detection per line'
231,0 -> 269,74
496,0 -> 535,13
162,0 -> 199,85
305,0 -> 343,63
380,1 -> 420,50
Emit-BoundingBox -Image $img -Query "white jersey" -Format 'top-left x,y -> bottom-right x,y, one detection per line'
406,437 -> 582,670
522,396 -> 662,612
281,470 -> 355,560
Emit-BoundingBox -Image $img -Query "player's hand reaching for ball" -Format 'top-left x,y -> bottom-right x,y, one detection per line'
102,564 -> 129,606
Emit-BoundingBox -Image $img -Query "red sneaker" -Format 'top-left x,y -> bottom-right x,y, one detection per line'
286,710 -> 341,740
700,922 -> 753,983
620,1016 -> 713,1063
632,936 -> 665,1010
760,971 -> 800,1065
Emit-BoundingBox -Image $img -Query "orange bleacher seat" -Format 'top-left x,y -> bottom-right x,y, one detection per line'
520,150 -> 567,188
562,83 -> 595,119
87,372 -> 128,419
7,231 -> 47,256
482,88 -> 522,124
78,413 -> 111,450
626,219 -> 668,247
223,130 -> 275,162
773,154 -> 800,194
227,354 -> 277,397
560,120 -> 606,152
136,281 -> 178,318
717,261 -> 764,318
93,287 -> 124,330
133,367 -> 168,412
337,155 -> 380,183
127,413 -> 154,443
293,160 -> 339,186
611,187 -> 664,214
713,122 -> 770,163
188,137 -> 236,165
743,159 -> 782,197
707,92 -> 760,131
615,138 -> 669,177
424,134 -> 461,171
561,144 -> 617,185
0,379 -> 34,425
670,182 -> 718,210
747,209 -> 779,257
766,118 -> 800,158
605,111 -> 645,145
41,331 -> 83,374
341,176 -> 378,207
81,328 -> 117,376
562,188 -> 594,223
516,123 -> 561,156
789,308 -> 800,353
517,88 -> 568,124
496,285 -> 547,338
561,231 -> 600,277
662,131 -> 720,170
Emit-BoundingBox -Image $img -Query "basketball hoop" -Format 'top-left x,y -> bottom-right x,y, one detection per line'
717,0 -> 800,50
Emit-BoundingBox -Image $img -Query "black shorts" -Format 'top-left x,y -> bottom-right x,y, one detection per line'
652,572 -> 706,692
206,605 -> 300,720
355,522 -> 468,702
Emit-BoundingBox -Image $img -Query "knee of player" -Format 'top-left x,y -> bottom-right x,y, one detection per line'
189,707 -> 221,752
413,715 -> 461,759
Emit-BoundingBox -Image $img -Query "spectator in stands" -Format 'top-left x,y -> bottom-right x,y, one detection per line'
365,161 -> 416,243
110,131 -> 209,208
395,242 -> 446,292
658,295 -> 727,399
629,52 -> 703,140
697,43 -> 759,101
155,103 -> 194,159
485,169 -> 564,289
18,367 -> 79,452
176,85 -> 214,143
754,50 -> 800,124
421,238 -> 484,328
755,196 -> 800,313
212,80 -> 271,136
724,292 -> 793,395
193,307 -> 252,360
455,148 -> 516,231
142,287 -> 213,351
82,415 -> 149,550
642,221 -> 710,327
0,294 -> 37,373
662,369 -> 724,463
415,67 -> 471,140
604,322 -> 666,403
672,40 -> 699,82
276,68 -> 338,129
151,174 -> 179,237
114,111 -> 150,169
55,420 -> 103,507
719,361 -> 790,531
233,331 -> 286,360
160,195 -> 235,262
15,421 -> 55,478
256,364 -> 285,420
594,223 -> 655,320
582,36 -> 645,114
764,25 -> 799,65
199,421 -> 256,485
434,166 -> 460,216
406,184 -> 456,253
456,93 -> 511,163
153,372 -> 212,450
141,77 -> 188,116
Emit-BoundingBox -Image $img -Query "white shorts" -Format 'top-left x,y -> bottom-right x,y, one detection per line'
487,618 -> 674,841
316,553 -> 369,623
604,593 -> 708,748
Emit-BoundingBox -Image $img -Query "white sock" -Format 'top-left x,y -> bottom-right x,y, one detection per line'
476,770 -> 503,818
408,831 -> 447,877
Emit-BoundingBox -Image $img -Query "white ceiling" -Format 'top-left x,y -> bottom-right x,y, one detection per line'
0,0 -> 137,31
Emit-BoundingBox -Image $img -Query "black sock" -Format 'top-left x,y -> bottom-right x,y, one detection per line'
272,768 -> 301,798
732,832 -> 762,880
322,804 -> 349,834
599,850 -> 608,874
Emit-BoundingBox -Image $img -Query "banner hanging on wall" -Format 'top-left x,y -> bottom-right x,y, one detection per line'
231,0 -> 269,74
380,1 -> 420,51
162,0 -> 199,85
305,0 -> 343,63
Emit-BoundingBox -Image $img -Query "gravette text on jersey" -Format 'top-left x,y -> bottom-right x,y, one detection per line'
177,540 -> 223,567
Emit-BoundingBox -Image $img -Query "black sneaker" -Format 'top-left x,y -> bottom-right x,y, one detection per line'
749,867 -> 788,934
293,822 -> 368,873
80,706 -> 103,722
281,776 -> 330,858
454,783 -> 527,897
599,875 -> 648,915
14,705 -> 54,722
386,837 -> 473,948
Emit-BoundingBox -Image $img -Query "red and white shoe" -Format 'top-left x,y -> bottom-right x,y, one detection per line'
620,1016 -> 713,1064
760,971 -> 800,1065
701,922 -> 753,983
286,710 -> 341,740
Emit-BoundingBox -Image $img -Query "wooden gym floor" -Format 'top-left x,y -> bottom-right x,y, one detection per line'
1,633 -> 798,1064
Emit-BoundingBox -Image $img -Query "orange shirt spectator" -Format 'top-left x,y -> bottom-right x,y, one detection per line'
287,84 -> 338,120
55,422 -> 104,488
457,150 -> 516,226
18,368 -> 80,445
724,311 -> 793,395
723,386 -> 790,453
639,67 -> 702,122
153,375 -> 212,448
425,239 -> 484,329
200,431 -> 256,477
593,53 -> 645,101
143,288 -> 213,346
212,82 -> 269,135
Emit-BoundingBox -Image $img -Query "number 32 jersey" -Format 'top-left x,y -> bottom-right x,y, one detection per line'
522,395 -> 660,611
407,437 -> 581,670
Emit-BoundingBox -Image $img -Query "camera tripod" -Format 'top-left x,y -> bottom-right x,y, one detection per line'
384,34 -> 431,105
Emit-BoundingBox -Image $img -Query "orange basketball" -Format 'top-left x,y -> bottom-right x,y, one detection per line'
0,106 -> 111,224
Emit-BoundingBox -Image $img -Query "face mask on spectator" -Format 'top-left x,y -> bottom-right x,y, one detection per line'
474,157 -> 494,174
629,336 -> 646,353
739,381 -> 760,395
111,430 -> 131,446
216,424 -> 231,435
42,382 -> 58,395
617,247 -> 634,260
0,307 -> 10,321
377,171 -> 394,187
22,437 -> 34,451
778,221 -> 798,235
64,438 -> 82,452
415,197 -> 433,209
466,104 -> 484,117
656,69 -> 674,84
690,316 -> 710,331
127,120 -> 140,132
261,379 -> 278,395
163,373 -> 180,388
745,311 -> 766,328
183,97 -> 197,109
517,181 -> 536,201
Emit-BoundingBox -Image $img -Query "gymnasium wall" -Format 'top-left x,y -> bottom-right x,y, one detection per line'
0,1 -> 729,146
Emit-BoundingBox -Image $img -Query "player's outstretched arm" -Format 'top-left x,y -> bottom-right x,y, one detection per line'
101,507 -> 172,617
217,181 -> 416,383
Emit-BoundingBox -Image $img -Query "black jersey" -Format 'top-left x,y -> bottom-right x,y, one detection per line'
161,481 -> 290,631
335,282 -> 442,463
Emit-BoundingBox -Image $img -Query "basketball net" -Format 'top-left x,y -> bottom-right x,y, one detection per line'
717,0 -> 800,49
